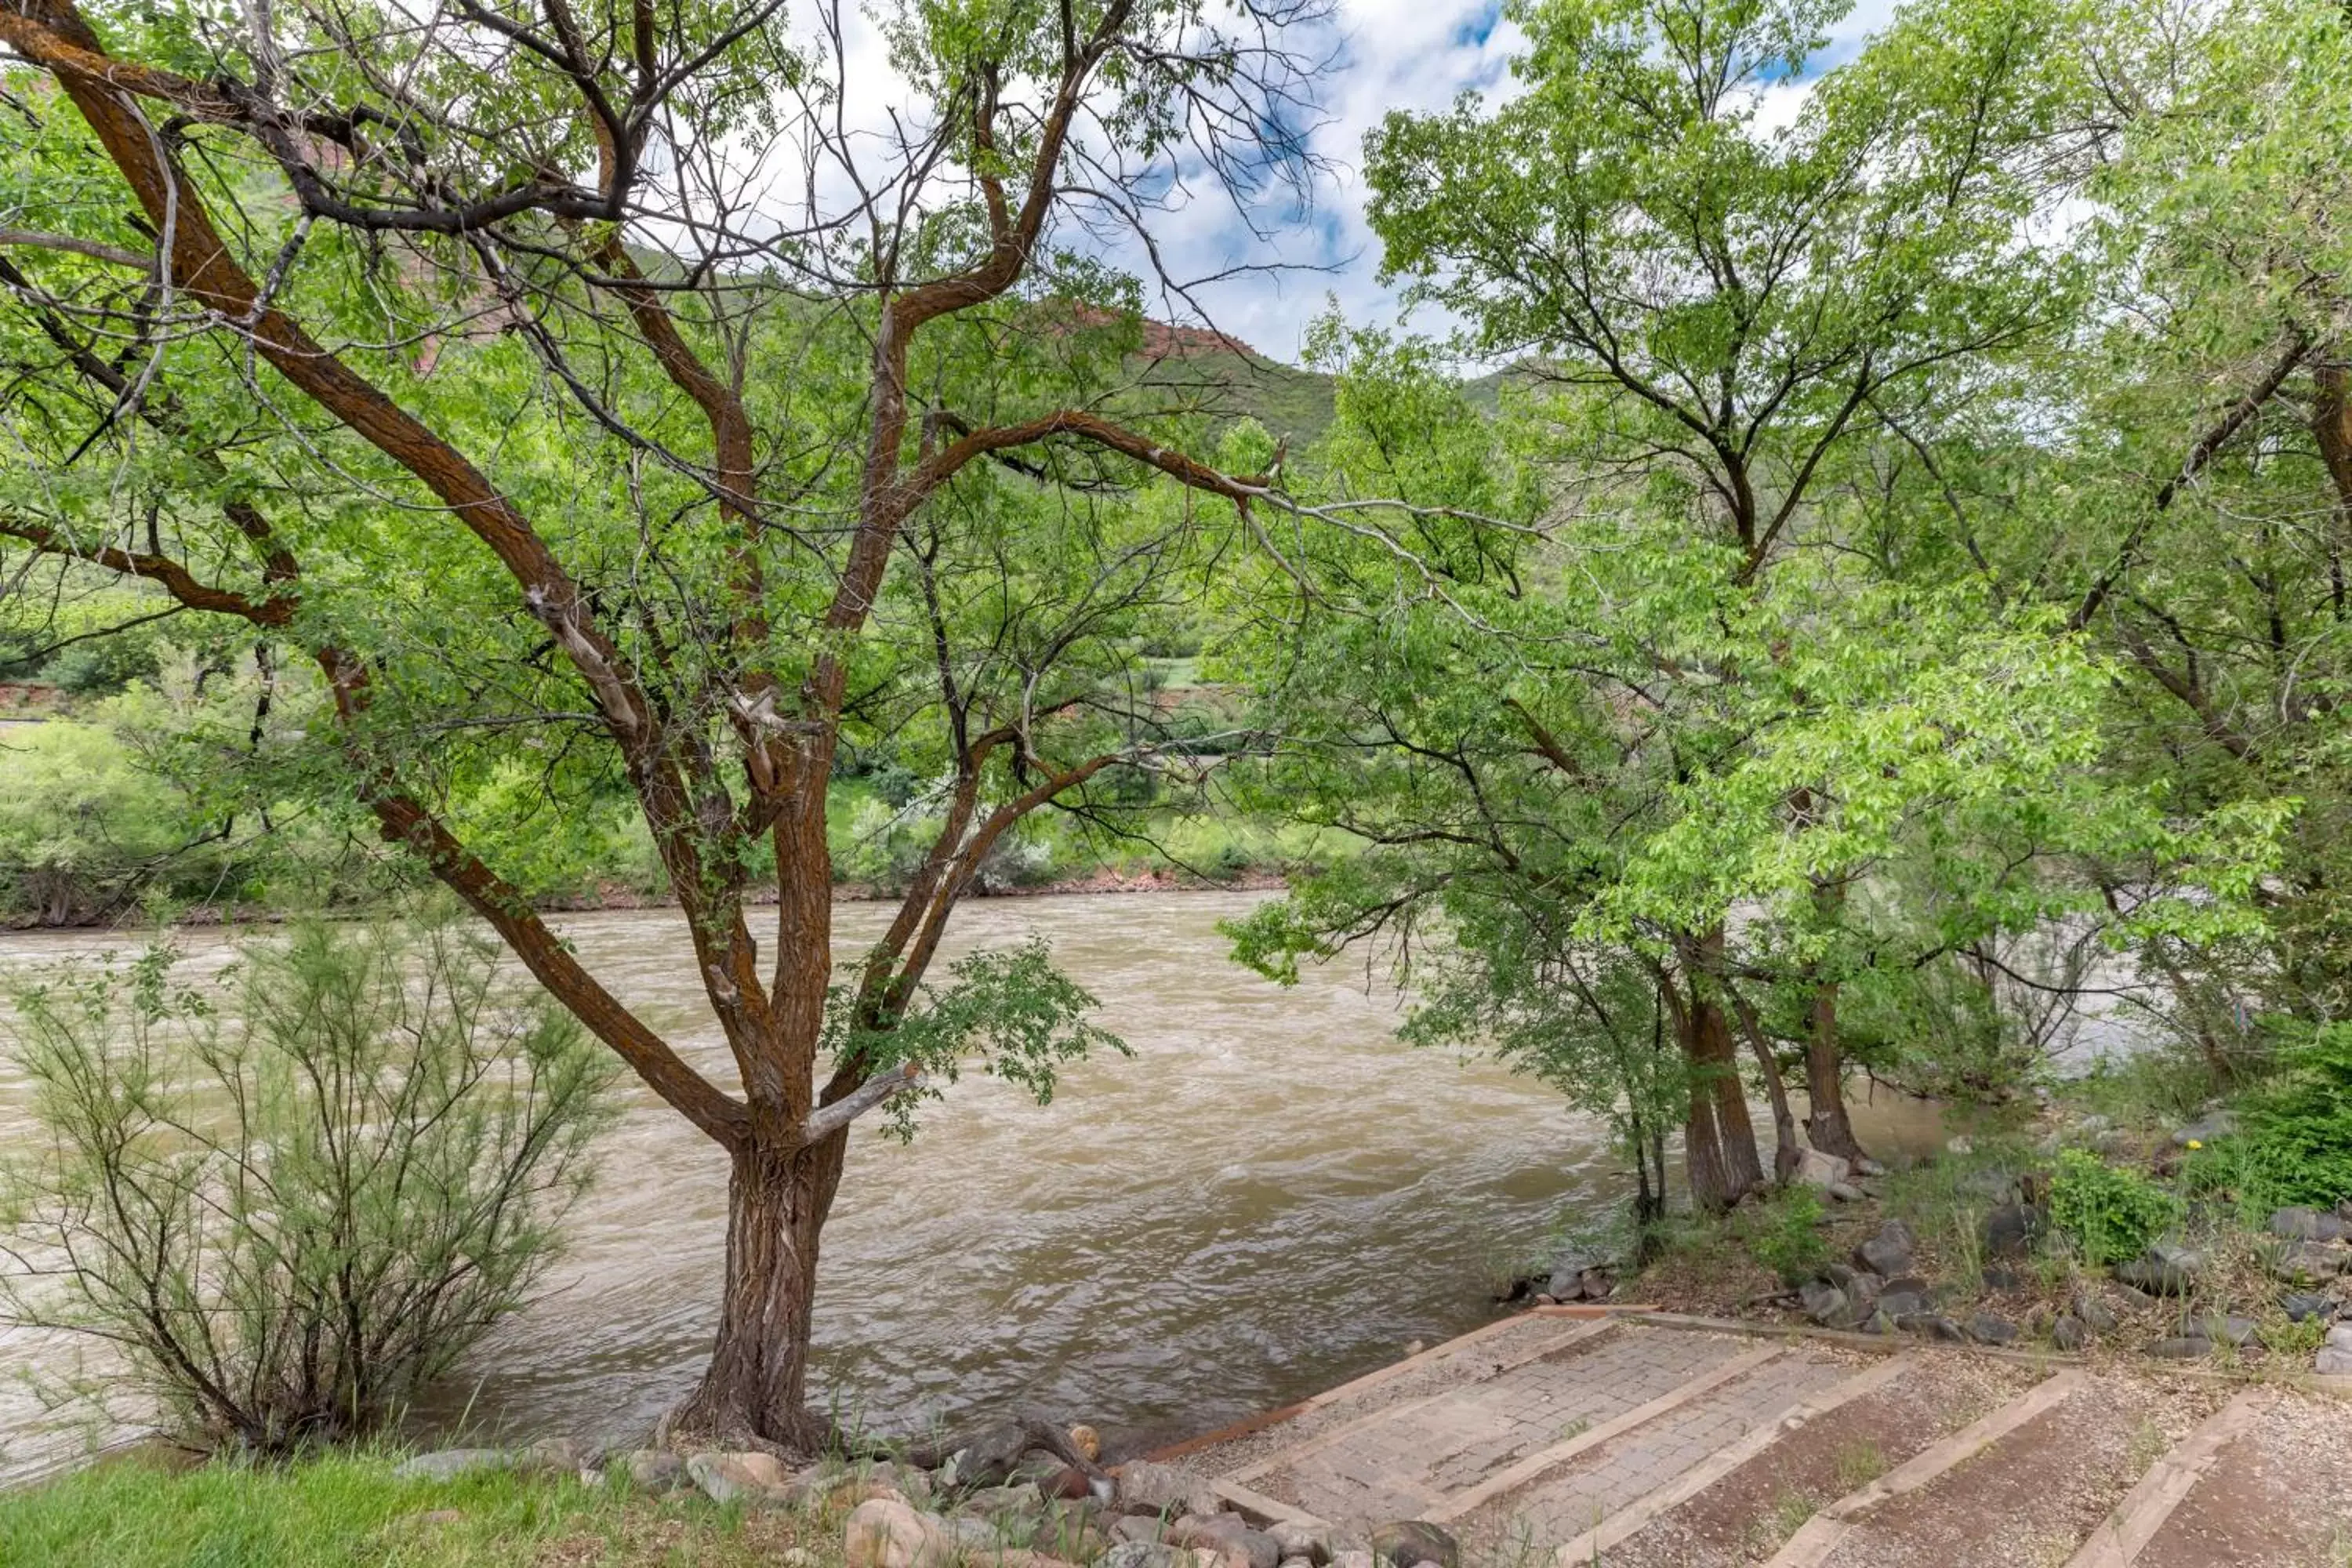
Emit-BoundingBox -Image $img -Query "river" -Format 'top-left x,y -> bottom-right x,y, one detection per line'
0,891 -> 1949,1483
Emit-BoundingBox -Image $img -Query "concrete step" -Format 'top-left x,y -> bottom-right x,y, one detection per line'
1760,1370 -> 2232,1568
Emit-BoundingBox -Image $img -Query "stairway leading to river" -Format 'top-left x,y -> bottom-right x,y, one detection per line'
1158,1312 -> 2352,1567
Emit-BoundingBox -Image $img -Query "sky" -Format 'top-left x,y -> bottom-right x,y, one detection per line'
1131,0 -> 1904,365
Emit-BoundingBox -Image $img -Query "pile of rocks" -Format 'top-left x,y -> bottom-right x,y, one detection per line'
394,1430 -> 1463,1568
1790,1218 -> 2024,1345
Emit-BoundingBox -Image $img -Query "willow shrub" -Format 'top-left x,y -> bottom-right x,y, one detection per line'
0,913 -> 615,1454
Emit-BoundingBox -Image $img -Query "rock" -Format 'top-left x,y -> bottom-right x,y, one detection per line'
826,1477 -> 913,1511
964,1483 -> 1047,1522
394,1448 -> 514,1483
1875,1287 -> 1929,1319
1947,1135 -> 1974,1156
1981,1203 -> 2045,1260
687,1451 -> 797,1507
2269,1207 -> 2352,1242
1965,1312 -> 2018,1346
1104,1545 -> 1187,1568
1269,1520 -> 1334,1565
2072,1291 -> 2121,1333
2267,1241 -> 2352,1283
1331,1553 -> 1374,1568
1546,1250 -> 1602,1301
1281,1559 -> 1315,1568
2317,1348 -> 2352,1376
2282,1291 -> 2333,1323
1897,1312 -> 1967,1342
518,1436 -> 597,1474
779,1553 -> 820,1568
846,1500 -> 955,1568
1981,1266 -> 2024,1292
1826,1181 -> 1865,1203
1958,1169 -> 2018,1204
1369,1521 -> 1459,1568
2115,1247 -> 2201,1297
2147,1336 -> 2216,1359
2169,1112 -> 2236,1148
1113,1518 -> 1170,1546
1234,1532 -> 1281,1568
614,1450 -> 688,1494
2189,1313 -> 2259,1348
2111,1282 -> 2158,1309
1795,1148 -> 1852,1190
1860,1308 -> 1897,1335
2053,1314 -> 2089,1352
1854,1221 -> 1916,1280
1116,1461 -> 1220,1518
1798,1278 -> 1863,1330
1855,1157 -> 1889,1178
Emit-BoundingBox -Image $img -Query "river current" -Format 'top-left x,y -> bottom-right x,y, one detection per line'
0,891 -> 1947,1482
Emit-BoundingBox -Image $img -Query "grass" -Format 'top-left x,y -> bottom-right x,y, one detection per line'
0,1449 -> 838,1568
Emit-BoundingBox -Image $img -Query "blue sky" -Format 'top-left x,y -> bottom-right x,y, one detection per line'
1141,0 -> 1904,364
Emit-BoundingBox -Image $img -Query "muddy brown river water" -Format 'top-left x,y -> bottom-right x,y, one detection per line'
0,891 -> 1949,1483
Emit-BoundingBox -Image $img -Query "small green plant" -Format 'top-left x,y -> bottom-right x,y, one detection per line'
1744,1188 -> 1831,1286
1833,1439 -> 1889,1491
2259,1314 -> 2326,1358
2048,1149 -> 2183,1266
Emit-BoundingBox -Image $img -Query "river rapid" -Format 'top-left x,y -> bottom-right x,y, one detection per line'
0,891 -> 1947,1483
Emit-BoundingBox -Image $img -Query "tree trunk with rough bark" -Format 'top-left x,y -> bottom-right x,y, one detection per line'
1802,981 -> 1870,1164
671,1134 -> 848,1450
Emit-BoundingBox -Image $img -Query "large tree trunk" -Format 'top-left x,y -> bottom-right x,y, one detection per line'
1665,958 -> 1765,1213
671,1134 -> 847,1452
1802,980 -> 1870,1164
1693,993 -> 1766,1200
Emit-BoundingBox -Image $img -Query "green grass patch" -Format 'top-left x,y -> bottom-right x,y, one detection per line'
0,1451 -> 829,1568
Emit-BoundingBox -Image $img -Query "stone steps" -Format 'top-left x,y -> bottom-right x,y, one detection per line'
1441,1343 -> 1857,1559
1174,1315 -> 2352,1568
1230,1323 -> 1771,1524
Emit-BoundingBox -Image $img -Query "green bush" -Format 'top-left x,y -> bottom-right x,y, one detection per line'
1743,1187 -> 1831,1286
2047,1149 -> 2182,1266
0,914 -> 615,1454
2189,1022 -> 2352,1211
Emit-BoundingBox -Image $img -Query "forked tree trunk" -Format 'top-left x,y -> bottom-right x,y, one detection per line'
1693,995 -> 1766,1201
1802,981 -> 1870,1164
1666,961 -> 1765,1213
671,1134 -> 848,1451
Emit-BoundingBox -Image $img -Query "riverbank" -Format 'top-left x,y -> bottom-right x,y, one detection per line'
3,865 -> 1294,931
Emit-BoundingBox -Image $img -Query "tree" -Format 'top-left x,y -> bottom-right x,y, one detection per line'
0,0 -> 1358,1448
1340,0 -> 2073,1193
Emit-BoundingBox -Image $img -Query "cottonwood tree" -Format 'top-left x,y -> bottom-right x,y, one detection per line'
1348,0 -> 2079,1194
0,0 -> 1355,1448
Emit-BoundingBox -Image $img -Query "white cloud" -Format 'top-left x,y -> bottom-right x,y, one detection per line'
1150,0 -> 1908,365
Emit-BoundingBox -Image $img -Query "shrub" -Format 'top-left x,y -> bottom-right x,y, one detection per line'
2199,1022 -> 2352,1211
0,913 -> 615,1455
2047,1149 -> 2182,1266
1744,1187 -> 1831,1286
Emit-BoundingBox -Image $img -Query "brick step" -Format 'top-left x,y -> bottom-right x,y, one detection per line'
1439,1342 -> 1860,1559
1232,1323 -> 1769,1526
1760,1372 -> 2232,1568
1577,1352 -> 2047,1567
